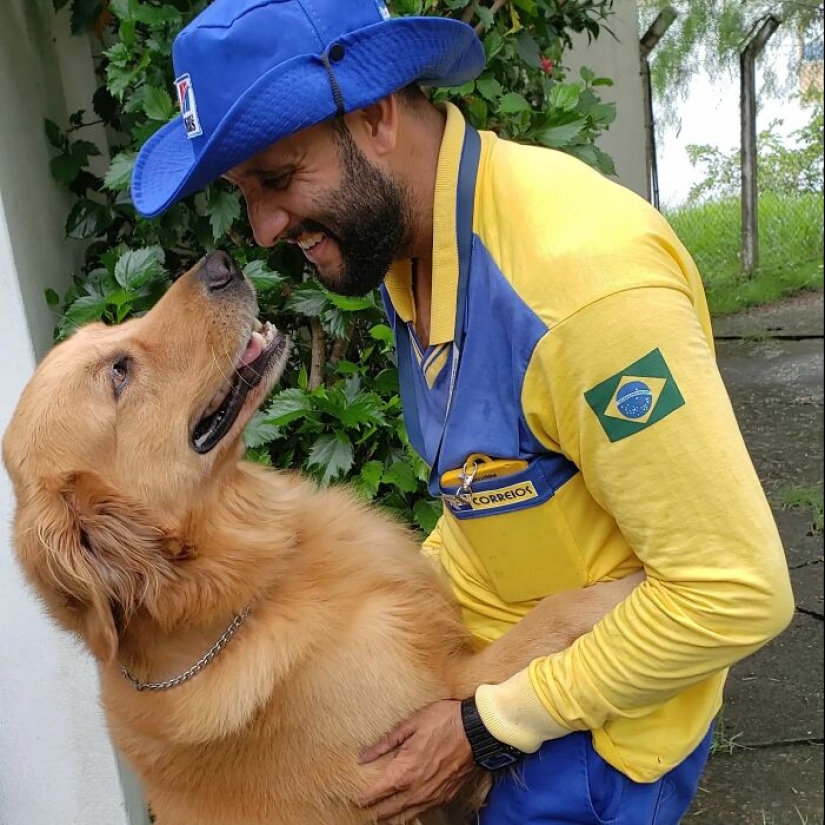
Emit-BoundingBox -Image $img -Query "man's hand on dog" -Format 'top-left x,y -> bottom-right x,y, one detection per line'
358,699 -> 474,824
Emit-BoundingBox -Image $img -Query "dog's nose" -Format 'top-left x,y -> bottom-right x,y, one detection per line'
199,250 -> 242,292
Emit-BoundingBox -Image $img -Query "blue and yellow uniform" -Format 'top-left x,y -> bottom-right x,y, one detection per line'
381,104 -> 793,820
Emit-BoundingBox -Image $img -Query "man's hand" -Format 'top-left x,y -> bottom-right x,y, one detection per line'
357,699 -> 475,824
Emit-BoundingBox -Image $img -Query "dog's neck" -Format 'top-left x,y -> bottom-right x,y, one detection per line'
119,463 -> 304,663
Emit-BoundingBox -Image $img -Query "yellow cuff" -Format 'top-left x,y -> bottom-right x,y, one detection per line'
475,669 -> 569,753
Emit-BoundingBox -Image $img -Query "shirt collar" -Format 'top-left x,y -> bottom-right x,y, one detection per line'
383,102 -> 466,346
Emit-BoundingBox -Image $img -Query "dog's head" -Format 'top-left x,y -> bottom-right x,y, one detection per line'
2,252 -> 289,660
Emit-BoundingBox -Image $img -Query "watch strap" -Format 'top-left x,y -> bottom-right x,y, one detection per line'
461,695 -> 525,771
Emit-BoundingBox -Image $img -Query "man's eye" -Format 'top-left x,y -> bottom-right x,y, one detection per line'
110,357 -> 131,397
261,172 -> 292,191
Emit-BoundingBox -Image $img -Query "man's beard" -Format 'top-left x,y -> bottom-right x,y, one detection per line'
289,123 -> 413,297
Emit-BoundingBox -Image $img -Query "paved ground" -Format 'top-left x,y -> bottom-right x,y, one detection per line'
685,290 -> 824,824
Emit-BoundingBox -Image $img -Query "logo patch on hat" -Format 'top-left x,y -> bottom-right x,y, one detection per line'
175,73 -> 203,139
374,0 -> 391,20
585,349 -> 685,442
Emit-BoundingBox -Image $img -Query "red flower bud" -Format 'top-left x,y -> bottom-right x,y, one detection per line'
540,57 -> 555,76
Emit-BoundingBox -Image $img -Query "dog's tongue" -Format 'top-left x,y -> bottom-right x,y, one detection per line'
239,333 -> 265,368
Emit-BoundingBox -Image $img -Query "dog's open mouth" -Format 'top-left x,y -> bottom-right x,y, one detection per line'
191,319 -> 286,455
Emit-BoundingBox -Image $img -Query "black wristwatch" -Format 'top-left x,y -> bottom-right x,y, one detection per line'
460,696 -> 526,771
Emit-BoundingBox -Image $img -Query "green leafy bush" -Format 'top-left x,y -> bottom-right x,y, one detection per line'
47,0 -> 617,533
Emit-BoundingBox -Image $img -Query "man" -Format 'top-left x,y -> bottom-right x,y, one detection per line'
132,1 -> 794,822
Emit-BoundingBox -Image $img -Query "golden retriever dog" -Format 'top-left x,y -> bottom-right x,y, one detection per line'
3,252 -> 640,825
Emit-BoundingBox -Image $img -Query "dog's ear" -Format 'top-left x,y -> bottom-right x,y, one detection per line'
14,472 -> 176,663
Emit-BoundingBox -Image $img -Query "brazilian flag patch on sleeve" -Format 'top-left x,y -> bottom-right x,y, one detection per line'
584,349 -> 685,443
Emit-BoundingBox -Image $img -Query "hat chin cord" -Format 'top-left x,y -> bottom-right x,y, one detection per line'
320,48 -> 346,116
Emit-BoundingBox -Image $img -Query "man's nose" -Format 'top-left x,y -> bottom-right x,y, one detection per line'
247,201 -> 291,248
197,250 -> 243,291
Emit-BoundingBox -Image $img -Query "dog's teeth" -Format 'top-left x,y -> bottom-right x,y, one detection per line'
251,331 -> 266,348
252,318 -> 263,332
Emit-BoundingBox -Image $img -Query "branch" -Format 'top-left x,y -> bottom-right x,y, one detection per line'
461,1 -> 480,23
329,339 -> 348,364
308,318 -> 327,391
474,0 -> 508,35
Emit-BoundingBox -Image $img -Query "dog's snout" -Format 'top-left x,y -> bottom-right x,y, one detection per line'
199,250 -> 243,292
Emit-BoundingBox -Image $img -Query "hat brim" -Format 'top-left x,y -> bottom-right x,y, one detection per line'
132,17 -> 484,218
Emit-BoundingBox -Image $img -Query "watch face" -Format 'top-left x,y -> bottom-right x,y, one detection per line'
479,751 -> 520,771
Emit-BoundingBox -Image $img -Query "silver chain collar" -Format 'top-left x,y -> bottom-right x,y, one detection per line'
120,606 -> 252,693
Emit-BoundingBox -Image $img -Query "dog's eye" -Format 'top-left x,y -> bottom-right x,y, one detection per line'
110,357 -> 131,397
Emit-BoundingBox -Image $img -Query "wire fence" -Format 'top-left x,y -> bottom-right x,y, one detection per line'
653,25 -> 824,292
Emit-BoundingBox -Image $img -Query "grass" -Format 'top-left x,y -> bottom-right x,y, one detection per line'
710,710 -> 746,755
760,809 -> 811,824
779,484 -> 824,535
664,192 -> 824,316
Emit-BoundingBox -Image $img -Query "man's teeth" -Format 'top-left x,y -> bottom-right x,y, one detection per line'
297,233 -> 325,251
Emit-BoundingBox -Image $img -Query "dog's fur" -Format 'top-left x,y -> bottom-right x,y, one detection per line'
3,257 -> 639,824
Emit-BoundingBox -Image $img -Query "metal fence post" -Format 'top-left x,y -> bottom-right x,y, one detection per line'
640,6 -> 677,210
740,15 -> 781,277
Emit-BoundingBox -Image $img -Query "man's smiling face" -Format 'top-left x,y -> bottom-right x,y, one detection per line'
225,119 -> 413,297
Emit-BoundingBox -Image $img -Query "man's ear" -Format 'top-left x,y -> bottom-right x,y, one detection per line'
343,96 -> 399,157
13,472 -> 177,662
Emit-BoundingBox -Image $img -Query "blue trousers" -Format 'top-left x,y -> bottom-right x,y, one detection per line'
477,727 -> 713,824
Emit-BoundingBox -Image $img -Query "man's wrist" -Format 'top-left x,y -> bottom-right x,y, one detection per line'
460,695 -> 526,771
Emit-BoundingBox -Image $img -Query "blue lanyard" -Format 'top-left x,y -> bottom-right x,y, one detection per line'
394,124 -> 482,485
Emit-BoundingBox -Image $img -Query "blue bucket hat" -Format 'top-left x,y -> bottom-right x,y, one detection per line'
132,0 -> 485,218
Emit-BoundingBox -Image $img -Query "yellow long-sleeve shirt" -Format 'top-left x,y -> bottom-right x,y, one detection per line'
384,104 -> 794,782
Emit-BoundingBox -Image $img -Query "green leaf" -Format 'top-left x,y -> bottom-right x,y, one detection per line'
70,140 -> 101,166
44,119 -> 64,150
549,83 -> 581,112
286,285 -> 328,318
109,0 -> 135,21
244,411 -> 281,449
45,288 -> 60,308
308,433 -> 354,484
103,151 -> 137,191
245,445 -> 273,466
50,154 -> 82,186
325,292 -> 376,311
475,6 -> 494,27
516,32 -> 541,67
206,189 -> 241,240
114,247 -> 165,289
243,260 -> 284,293
413,499 -> 441,534
65,199 -> 114,240
133,4 -> 182,26
498,92 -> 532,114
536,119 -> 586,148
370,324 -> 395,347
383,460 -> 419,494
588,102 -> 617,127
338,396 -> 387,429
65,294 -> 107,329
265,388 -> 313,426
475,77 -> 503,101
357,460 -> 385,499
107,63 -> 134,100
142,86 -> 175,121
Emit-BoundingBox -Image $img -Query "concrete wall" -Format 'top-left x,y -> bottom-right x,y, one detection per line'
0,3 -> 134,824
567,0 -> 648,199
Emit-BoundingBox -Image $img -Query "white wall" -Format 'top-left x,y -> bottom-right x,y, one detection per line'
567,0 -> 648,199
0,3 -> 134,824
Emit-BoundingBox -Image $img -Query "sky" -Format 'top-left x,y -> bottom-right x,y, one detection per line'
654,31 -> 817,208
